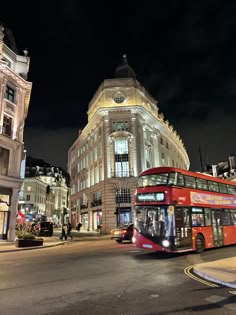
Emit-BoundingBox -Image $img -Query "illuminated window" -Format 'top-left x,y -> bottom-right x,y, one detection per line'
112,121 -> 129,132
116,189 -> 131,203
113,91 -> 126,103
114,139 -> 129,177
145,147 -> 151,168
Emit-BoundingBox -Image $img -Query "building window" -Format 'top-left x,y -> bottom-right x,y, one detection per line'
113,91 -> 126,103
145,147 -> 151,169
160,137 -> 164,145
26,195 -> 30,201
91,191 -> 102,207
5,85 -> 16,103
161,152 -> 165,164
0,146 -> 9,176
114,139 -> 129,177
115,189 -> 131,204
2,115 -> 12,137
112,121 -> 129,132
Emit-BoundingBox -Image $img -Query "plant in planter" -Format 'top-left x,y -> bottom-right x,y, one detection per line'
15,223 -> 44,248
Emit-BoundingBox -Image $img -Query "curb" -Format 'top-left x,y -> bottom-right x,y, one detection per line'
193,267 -> 236,289
0,235 -> 111,253
0,241 -> 68,253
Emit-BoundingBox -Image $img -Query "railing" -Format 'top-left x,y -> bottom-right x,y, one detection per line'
111,170 -> 134,178
80,204 -> 88,209
91,199 -> 102,207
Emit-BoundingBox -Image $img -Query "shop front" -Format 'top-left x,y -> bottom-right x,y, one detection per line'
93,210 -> 102,230
0,192 -> 11,240
81,212 -> 88,231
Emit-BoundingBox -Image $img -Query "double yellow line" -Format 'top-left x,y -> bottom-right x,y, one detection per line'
184,265 -> 219,287
185,266 -> 236,296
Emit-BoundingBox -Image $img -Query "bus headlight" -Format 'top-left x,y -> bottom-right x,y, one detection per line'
132,236 -> 136,244
162,240 -> 170,247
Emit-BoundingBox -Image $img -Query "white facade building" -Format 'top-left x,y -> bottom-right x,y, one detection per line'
19,164 -> 69,225
68,55 -> 189,233
0,25 -> 32,240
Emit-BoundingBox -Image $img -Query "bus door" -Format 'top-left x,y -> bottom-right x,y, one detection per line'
211,209 -> 224,246
175,207 -> 192,249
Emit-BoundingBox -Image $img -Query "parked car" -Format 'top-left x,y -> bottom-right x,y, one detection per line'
110,223 -> 134,243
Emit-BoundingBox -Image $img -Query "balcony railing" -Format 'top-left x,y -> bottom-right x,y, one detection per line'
80,204 -> 88,209
91,199 -> 102,207
111,170 -> 134,178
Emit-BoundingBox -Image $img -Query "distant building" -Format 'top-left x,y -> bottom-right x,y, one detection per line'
68,55 -> 189,233
204,155 -> 236,181
18,156 -> 70,225
0,25 -> 32,240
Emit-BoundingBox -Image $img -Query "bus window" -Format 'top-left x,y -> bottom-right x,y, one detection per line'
219,183 -> 227,194
191,208 -> 204,226
230,210 -> 236,225
204,208 -> 211,226
168,172 -> 178,185
177,173 -> 184,186
184,176 -> 196,189
208,181 -> 219,192
196,178 -> 208,190
227,185 -> 236,195
221,209 -> 231,225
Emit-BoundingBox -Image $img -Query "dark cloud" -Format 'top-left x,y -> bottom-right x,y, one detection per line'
1,0 -> 236,171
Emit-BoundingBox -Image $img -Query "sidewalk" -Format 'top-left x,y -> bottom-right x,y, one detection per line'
193,257 -> 236,289
0,229 -> 111,253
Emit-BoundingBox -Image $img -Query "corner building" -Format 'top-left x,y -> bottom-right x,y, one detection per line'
0,25 -> 32,240
68,55 -> 189,233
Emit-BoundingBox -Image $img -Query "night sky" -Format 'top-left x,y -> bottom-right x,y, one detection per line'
1,0 -> 236,172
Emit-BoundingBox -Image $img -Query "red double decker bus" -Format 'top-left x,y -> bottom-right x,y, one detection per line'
133,167 -> 236,253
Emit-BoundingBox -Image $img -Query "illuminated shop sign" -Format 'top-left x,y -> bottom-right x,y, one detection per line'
137,192 -> 164,202
190,192 -> 236,206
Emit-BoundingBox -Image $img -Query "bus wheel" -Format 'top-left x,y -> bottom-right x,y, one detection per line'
195,234 -> 205,253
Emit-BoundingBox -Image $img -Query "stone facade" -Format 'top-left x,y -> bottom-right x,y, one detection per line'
0,25 -> 32,241
68,55 -> 190,233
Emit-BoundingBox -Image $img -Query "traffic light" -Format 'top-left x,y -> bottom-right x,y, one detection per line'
63,208 -> 67,215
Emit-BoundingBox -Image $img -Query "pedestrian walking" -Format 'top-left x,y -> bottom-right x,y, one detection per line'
66,222 -> 73,240
60,224 -> 67,240
77,222 -> 82,231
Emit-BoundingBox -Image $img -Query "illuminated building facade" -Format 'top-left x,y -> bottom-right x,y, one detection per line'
68,55 -> 189,233
19,158 -> 70,225
0,25 -> 32,240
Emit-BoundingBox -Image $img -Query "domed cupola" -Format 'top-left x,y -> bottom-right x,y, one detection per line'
114,54 -> 136,79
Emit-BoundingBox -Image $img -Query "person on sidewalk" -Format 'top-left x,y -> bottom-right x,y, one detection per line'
77,222 -> 82,231
66,222 -> 73,240
60,224 -> 67,240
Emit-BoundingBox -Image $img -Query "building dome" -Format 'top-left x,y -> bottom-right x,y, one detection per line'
114,54 -> 136,79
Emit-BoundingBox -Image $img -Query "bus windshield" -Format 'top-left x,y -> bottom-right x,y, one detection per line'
137,173 -> 169,187
135,206 -> 175,238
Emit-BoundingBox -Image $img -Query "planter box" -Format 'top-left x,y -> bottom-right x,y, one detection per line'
15,239 -> 43,248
